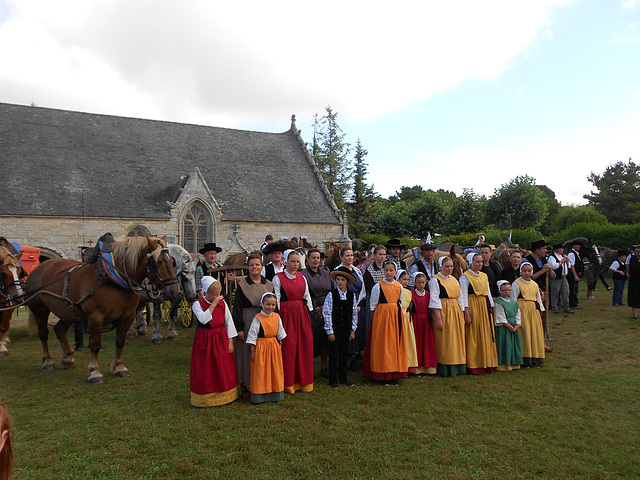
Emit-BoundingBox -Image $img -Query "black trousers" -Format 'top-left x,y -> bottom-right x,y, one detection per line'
328,326 -> 351,383
568,275 -> 580,308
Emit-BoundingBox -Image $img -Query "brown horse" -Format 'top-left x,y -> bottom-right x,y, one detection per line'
0,245 -> 25,357
25,236 -> 180,384
402,245 -> 468,279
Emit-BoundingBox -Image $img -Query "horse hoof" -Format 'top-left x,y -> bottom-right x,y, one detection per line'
167,331 -> 179,341
0,349 -> 8,358
61,360 -> 75,370
88,374 -> 105,385
113,368 -> 130,378
42,362 -> 55,372
151,336 -> 163,345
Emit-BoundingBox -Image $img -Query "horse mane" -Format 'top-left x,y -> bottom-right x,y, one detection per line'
112,237 -> 164,275
0,246 -> 20,267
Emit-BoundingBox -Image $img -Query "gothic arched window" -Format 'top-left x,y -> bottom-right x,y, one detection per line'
181,201 -> 214,253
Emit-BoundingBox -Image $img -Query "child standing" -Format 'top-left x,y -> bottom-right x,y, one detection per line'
246,293 -> 287,404
511,262 -> 545,368
190,276 -> 239,407
324,267 -> 358,388
609,250 -> 628,306
494,280 -> 523,371
411,272 -> 437,375
397,269 -> 418,375
363,261 -> 408,385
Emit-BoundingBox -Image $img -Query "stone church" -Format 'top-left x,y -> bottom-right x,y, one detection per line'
0,103 -> 349,261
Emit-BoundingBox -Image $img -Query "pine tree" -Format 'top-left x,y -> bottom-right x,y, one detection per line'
347,139 -> 376,237
314,106 -> 352,208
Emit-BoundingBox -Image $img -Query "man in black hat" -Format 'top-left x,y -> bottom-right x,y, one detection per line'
261,241 -> 287,281
409,243 -> 438,290
195,242 -> 223,298
547,243 -> 573,314
567,240 -> 584,309
384,238 -> 407,271
525,239 -> 554,294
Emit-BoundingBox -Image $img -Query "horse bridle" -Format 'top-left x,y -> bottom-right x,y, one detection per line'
0,262 -> 24,303
144,248 -> 179,298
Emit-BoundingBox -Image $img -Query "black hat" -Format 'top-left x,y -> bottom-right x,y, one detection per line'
262,240 -> 287,256
384,238 -> 406,249
552,243 -> 564,250
530,239 -> 548,251
199,242 -> 222,254
420,243 -> 436,251
330,266 -> 356,285
617,249 -> 628,257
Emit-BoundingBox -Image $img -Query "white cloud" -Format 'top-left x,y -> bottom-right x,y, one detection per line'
0,0 -> 568,126
623,1 -> 635,10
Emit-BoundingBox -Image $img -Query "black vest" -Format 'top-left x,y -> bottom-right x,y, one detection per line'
415,260 -> 437,291
330,289 -> 354,331
264,263 -> 277,281
571,249 -> 584,276
549,252 -> 564,278
525,254 -> 549,292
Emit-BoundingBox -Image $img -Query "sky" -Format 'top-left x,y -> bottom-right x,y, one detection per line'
1,0 -> 639,205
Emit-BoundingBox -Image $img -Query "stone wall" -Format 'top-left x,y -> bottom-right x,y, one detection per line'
0,215 -> 347,261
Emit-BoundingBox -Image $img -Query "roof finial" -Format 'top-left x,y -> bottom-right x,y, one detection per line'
291,114 -> 296,130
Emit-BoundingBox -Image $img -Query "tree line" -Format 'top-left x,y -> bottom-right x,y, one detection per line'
309,106 -> 640,250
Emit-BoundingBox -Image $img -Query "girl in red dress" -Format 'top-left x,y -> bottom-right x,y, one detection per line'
411,272 -> 437,374
190,276 -> 238,407
272,250 -> 315,394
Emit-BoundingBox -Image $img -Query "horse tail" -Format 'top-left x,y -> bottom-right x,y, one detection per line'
27,309 -> 38,337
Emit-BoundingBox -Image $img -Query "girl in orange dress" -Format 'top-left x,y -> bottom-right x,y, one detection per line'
246,293 -> 287,404
363,261 -> 408,385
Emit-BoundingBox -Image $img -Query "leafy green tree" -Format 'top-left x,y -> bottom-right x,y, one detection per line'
388,185 -> 427,204
378,202 -> 412,237
537,185 -> 562,235
486,175 -> 548,229
445,188 -> 486,235
584,158 -> 640,224
313,106 -> 352,208
378,192 -> 446,238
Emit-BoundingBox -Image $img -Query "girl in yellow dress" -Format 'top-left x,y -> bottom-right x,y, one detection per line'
460,253 -> 498,374
511,262 -> 546,367
396,269 -> 418,375
429,257 -> 466,377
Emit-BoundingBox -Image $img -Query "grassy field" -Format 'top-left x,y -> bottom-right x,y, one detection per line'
1,287 -> 639,480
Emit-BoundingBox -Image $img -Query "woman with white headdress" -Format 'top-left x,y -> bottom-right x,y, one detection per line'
429,256 -> 466,377
190,276 -> 238,407
511,261 -> 545,367
272,249 -> 315,393
460,253 -> 498,374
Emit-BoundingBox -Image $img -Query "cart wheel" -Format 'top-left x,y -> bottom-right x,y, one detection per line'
162,300 -> 172,321
180,297 -> 193,328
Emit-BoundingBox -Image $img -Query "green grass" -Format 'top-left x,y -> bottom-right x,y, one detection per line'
1,287 -> 639,479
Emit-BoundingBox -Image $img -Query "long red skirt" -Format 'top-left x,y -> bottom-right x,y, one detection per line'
190,326 -> 238,407
280,300 -> 314,393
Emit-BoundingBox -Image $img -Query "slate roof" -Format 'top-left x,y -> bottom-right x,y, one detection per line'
0,103 -> 341,224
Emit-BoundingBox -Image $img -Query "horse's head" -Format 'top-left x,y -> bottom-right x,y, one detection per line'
169,245 -> 198,302
0,249 -> 25,305
145,238 -> 181,300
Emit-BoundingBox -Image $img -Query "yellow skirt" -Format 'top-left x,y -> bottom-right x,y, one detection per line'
433,298 -> 466,365
517,299 -> 546,359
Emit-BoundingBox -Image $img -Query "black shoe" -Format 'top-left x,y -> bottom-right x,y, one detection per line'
391,379 -> 399,386
330,382 -> 339,389
563,309 -> 575,314
607,287 -> 613,291
75,345 -> 87,352
571,306 -> 583,310
340,379 -> 355,387
551,309 -> 559,314
320,369 -> 330,379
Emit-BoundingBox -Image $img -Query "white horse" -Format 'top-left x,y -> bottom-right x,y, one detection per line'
129,244 -> 197,344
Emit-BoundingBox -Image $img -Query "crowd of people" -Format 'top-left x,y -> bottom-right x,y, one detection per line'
188,236 -> 640,407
